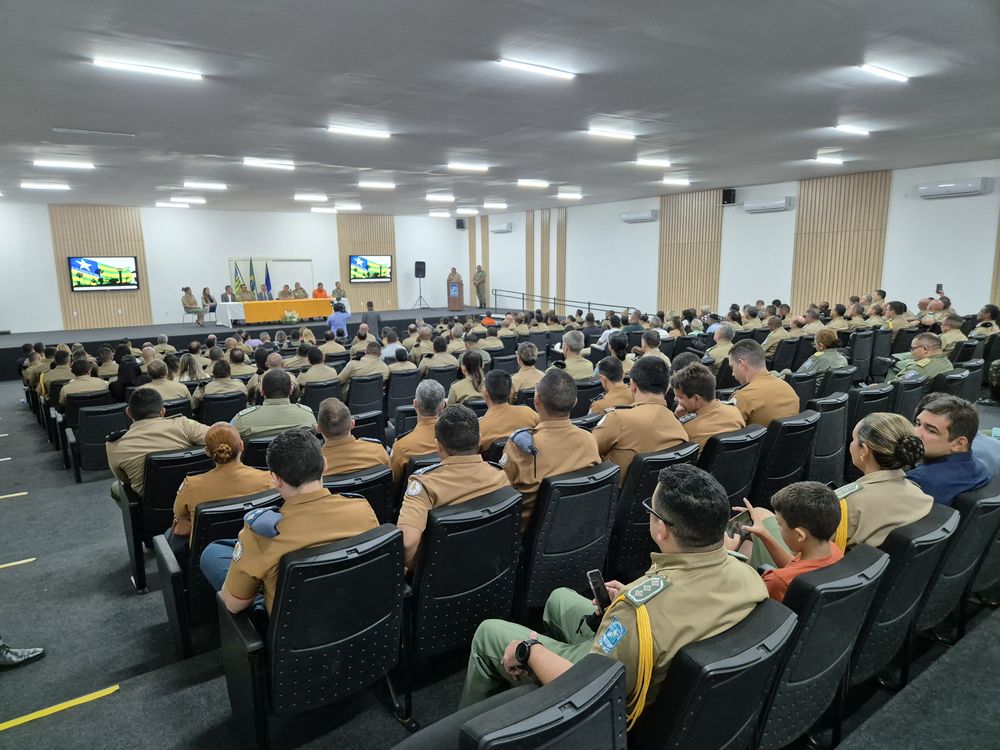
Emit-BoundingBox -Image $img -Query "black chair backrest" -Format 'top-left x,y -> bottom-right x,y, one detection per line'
243,436 -> 276,469
768,338 -> 798,372
427,365 -> 457,392
513,388 -> 535,408
715,358 -> 740,390
869,328 -> 893,378
267,525 -> 405,714
949,339 -> 978,364
817,366 -> 857,398
890,326 -> 919,354
163,397 -> 193,419
752,327 -> 770,344
460,654 -> 627,750
570,380 -> 604,419
463,398 -> 489,418
847,331 -> 873,382
889,377 -> 928,421
697,425 -> 768,504
484,438 -> 508,464
385,369 -> 420,416
325,352 -> 350,371
79,403 -> 130,469
141,449 -> 215,543
626,330 -> 643,350
608,444 -> 699,583
528,331 -> 549,353
790,336 -> 815,371
184,379 -> 208,394
299,380 -> 341,416
750,411 -> 820,507
849,505 -> 959,686
848,383 -> 893,428
520,462 -> 620,610
928,368 -> 968,398
805,393 -> 849,486
323,465 -> 395,524
392,404 -> 419,440
916,479 -> 1000,632
572,413 -> 602,432
757,546 -> 890,750
956,359 -> 984,402
350,410 -> 386,443
403,454 -> 441,491
347,374 -> 384,415
788,371 -> 817,412
199,391 -> 248,424
491,355 -> 518,375
630,599 -> 798,750
411,488 -> 522,659
63,390 -> 115,428
500,336 -> 517,356
659,337 -> 677,358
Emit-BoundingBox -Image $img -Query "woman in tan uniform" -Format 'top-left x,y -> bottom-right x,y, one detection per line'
181,286 -> 207,327
448,350 -> 486,404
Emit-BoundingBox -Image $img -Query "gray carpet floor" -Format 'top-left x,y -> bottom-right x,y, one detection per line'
1,379 -> 998,748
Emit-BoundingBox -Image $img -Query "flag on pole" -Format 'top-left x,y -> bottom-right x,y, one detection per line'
264,262 -> 272,293
248,258 -> 257,292
233,263 -> 247,292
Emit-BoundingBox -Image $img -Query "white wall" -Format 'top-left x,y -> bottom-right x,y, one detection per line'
486,212 -> 526,311
0,204 -> 61,333
718,182 -> 799,309
882,159 -> 1000,313
140,207 -> 340,323
394,215 -> 466,309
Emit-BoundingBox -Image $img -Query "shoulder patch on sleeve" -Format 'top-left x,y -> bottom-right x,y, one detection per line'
232,540 -> 243,561
835,482 -> 862,500
597,615 -> 628,655
509,428 -> 537,456
679,413 -> 697,424
405,479 -> 423,497
625,575 -> 671,606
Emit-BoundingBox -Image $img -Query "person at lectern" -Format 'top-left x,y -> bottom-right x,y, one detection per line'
474,264 -> 487,308
447,267 -> 463,284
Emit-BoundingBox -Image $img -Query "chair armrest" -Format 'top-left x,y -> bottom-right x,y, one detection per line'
154,534 -> 192,658
217,592 -> 265,655
65,427 -> 77,448
153,534 -> 183,579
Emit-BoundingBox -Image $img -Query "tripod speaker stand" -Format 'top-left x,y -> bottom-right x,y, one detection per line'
412,260 -> 429,308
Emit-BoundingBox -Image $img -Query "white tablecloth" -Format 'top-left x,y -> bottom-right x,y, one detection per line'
216,302 -> 245,327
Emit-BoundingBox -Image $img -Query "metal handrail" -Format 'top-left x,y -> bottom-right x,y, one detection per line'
491,288 -> 637,317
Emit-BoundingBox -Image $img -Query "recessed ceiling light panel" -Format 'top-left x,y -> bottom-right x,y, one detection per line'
171,196 -> 205,204
358,180 -> 396,190
294,193 -> 328,202
483,201 -> 508,210
858,63 -> 908,83
835,124 -> 870,136
92,58 -> 203,80
426,193 -> 455,203
311,207 -> 338,214
635,157 -> 672,168
327,124 -> 391,139
21,181 -> 70,190
184,180 -> 227,190
517,179 -> 549,188
335,202 -> 362,211
155,201 -> 188,208
496,58 -> 575,80
429,210 -> 451,218
243,157 -> 294,170
587,128 -> 635,141
33,159 -> 94,170
661,177 -> 690,186
456,207 -> 479,215
448,162 -> 489,173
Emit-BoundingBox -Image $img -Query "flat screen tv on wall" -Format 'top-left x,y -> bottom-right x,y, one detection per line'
349,254 -> 392,283
68,256 -> 140,292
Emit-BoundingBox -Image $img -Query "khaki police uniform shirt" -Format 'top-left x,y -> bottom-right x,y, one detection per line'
223,488 -> 379,613
321,434 -> 390,476
847,317 -> 870,330
349,339 -> 370,356
743,317 -> 763,330
826,318 -> 850,331
633,349 -> 671,369
514,324 -> 530,336
499,327 -> 518,338
137,378 -> 194,406
732,369 -> 800,428
593,399 -> 688,484
882,317 -> 916,341
510,367 -> 544,394
107,416 -> 209,495
446,339 -> 467,355
679,399 -> 746,450
461,347 -> 491,369
762,327 -> 790,358
154,344 -> 177,355
390,416 -> 438,484
398,454 -> 510,535
802,321 -> 825,335
939,329 -> 967,355
402,334 -> 418,350
282,355 -> 310,370
338,354 -> 389,396
38,364 -> 73,396
59,375 -> 110,405
482,336 -> 504,352
172,460 -> 272,527
786,327 -> 807,339
838,469 -> 933,548
590,547 -> 767,709
706,341 -> 733,371
471,324 -> 487,335
410,340 -> 436,365
448,377 -> 484,405
231,398 -> 317,439
194,377 -> 247,407
292,288 -> 309,299
297,363 -> 340,386
478,403 -> 540,451
320,340 -> 347,355
590,383 -> 633,414
246,369 -> 300,403
974,320 -> 999,337
885,353 -> 953,385
230,362 -> 258,377
25,357 -> 54,388
866,315 -> 885,328
419,351 -> 459,376
549,356 -> 595,380
277,289 -> 294,300
500,419 -> 600,527
388,361 -> 418,374
98,361 -> 119,379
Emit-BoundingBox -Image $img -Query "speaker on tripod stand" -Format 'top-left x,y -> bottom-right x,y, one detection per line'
412,261 -> 429,309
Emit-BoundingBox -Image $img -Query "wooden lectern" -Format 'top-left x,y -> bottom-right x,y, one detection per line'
447,280 -> 463,311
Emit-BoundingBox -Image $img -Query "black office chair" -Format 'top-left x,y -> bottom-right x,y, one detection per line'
218,526 -> 411,749
713,359 -> 739,390
57,390 -> 116,468
630,599 -> 798,750
519,462 -> 620,613
757,546 -> 890,749
160,397 -> 193,419
816,366 -> 857,398
298,379 -> 341,416
805,393 -> 849,486
500,336 -> 518,356
324,464 -> 395,524
491,355 -> 518,375
627,330 -> 643,350
869,328 -> 893,380
462,399 -> 489,418
324,352 -> 350,371
890,326 -> 919,355
659,337 -> 677,358
697,425 -> 768,505
392,405 -> 419,442
787,370 -> 818,411
751,327 -> 770,344
242,436 -> 276,470
607,444 -> 699,583
199,391 -> 248,424
747,411 -> 819,506
426,365 -> 458,392
528,331 -> 549,354
351,410 -> 387,444
513,388 -> 535,409
949,339 -> 978,364
572,413 -> 602,431
386,369 -> 420,416
67,403 -> 130,483
889,376 -> 928,421
571,380 -> 604,419
849,505 -> 959,689
790,336 -> 815,371
955,359 -> 984,402
927,368 -> 968,398
847,331 -> 873,382
347,374 -> 385,415
483,438 -> 507,464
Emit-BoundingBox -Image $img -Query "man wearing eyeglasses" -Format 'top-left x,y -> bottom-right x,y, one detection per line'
458,464 -> 767,729
885,332 -> 953,384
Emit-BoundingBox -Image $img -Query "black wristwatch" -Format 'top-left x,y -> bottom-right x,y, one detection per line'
515,638 -> 540,667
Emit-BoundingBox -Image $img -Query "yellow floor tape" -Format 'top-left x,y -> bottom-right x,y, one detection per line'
0,557 -> 36,570
0,685 -> 120,732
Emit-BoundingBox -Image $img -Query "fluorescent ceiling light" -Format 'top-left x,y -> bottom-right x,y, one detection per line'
662,177 -> 690,186
243,157 -> 294,170
155,201 -> 188,208
858,64 -> 908,83
0,191 -> 4,197
636,157 -> 672,168
52,127 -> 135,138
448,162 -> 489,173
92,58 -> 203,81
171,196 -> 205,204
33,159 -> 94,170
557,190 -> 582,200
517,178 -> 549,188
327,124 -> 391,139
358,180 -> 396,190
335,202 -> 362,211
21,181 -> 70,190
835,124 -> 870,136
294,192 -> 328,202
814,156 -> 844,165
311,207 -> 338,214
429,210 -> 451,218
483,201 -> 508,210
426,192 -> 455,203
184,180 -> 227,190
587,128 -> 635,141
496,58 -> 575,80
456,207 -> 479,215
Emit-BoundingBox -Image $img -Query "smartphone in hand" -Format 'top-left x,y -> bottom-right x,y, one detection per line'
588,569 -> 613,613
727,510 -> 752,541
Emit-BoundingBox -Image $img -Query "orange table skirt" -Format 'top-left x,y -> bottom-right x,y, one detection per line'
242,299 -> 333,323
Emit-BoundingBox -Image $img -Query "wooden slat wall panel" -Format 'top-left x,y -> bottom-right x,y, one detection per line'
49,205 -> 153,330
555,208 -> 567,315
336,214 -> 398,310
525,211 -> 535,303
467,218 -> 477,305
657,190 -> 723,312
539,209 -> 551,305
479,216 -> 490,308
791,171 -> 891,312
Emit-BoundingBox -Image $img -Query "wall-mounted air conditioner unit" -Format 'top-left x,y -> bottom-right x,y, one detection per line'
621,209 -> 659,224
917,178 -> 992,199
743,197 -> 792,214
490,222 -> 513,234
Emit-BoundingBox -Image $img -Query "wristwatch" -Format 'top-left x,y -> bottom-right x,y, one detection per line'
515,638 -> 540,667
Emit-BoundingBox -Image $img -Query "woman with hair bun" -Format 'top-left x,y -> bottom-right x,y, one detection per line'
166,423 -> 273,554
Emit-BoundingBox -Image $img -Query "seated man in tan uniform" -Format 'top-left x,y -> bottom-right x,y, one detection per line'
389,347 -> 418,373
418,336 -> 459,376
479,370 -> 540,452
339,341 -> 390,397
592,357 -> 688,485
629,330 -> 671,369
510,342 -> 544,394
705,322 -> 735,372
296,346 -> 340,385
397,405 -> 511,569
247,352 -> 300,403
409,326 -> 436,364
761,316 -> 790,358
138,359 -> 194,407
729,339 -> 800,428
59,359 -> 110,405
200,428 -> 380,615
938,314 -> 968,356
228,349 -> 257,377
671,362 -> 745,450
590,356 -> 634,414
193,359 -> 247,409
500,369 -> 601,529
317,397 -> 389,476
390,379 -> 446,486
548,330 -> 593,380
319,330 -> 347,355
231,368 -> 317,439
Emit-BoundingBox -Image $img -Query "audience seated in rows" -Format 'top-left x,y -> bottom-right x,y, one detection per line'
728,339 -> 799,428
448,350 -> 485,405
338,341 -> 389,396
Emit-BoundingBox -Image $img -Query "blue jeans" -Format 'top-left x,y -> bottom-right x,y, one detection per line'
200,539 -> 237,591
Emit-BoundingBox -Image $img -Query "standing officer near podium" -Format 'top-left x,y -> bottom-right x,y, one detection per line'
474,264 -> 487,308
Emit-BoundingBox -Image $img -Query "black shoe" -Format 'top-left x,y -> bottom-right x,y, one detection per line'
0,643 -> 45,669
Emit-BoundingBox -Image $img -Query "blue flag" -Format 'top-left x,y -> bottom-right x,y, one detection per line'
264,263 -> 272,292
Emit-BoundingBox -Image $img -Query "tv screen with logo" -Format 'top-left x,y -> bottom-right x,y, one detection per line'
349,254 -> 392,283
68,256 -> 140,292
